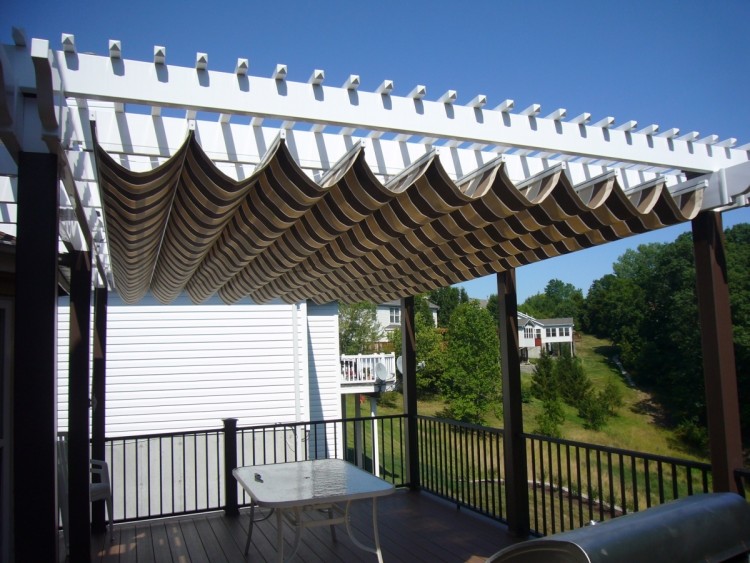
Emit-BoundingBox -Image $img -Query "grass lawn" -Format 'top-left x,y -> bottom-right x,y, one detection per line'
373,333 -> 708,463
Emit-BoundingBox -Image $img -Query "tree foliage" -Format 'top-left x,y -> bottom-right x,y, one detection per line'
440,301 -> 501,424
429,286 -> 470,327
556,349 -> 592,408
530,351 -> 558,403
582,224 -> 750,444
520,279 -> 584,323
338,301 -> 382,354
414,311 -> 446,396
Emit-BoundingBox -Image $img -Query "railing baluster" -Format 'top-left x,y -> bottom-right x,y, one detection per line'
585,447 -> 593,523
575,446 -> 583,527
565,444 -> 573,530
556,442 -> 563,531
618,453 -> 628,514
631,456 -> 639,513
547,439 -> 555,534
657,460 -> 665,503
540,439 -> 548,534
596,450 -> 604,522
607,451 -> 615,519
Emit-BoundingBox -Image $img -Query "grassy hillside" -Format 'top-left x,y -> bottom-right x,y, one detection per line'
375,333 -> 708,463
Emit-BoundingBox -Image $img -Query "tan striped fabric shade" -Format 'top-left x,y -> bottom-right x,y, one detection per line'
96,133 -> 704,305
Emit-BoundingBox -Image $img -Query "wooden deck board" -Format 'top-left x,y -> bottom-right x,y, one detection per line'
67,490 -> 521,562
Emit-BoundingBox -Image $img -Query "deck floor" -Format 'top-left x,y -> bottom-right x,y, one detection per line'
79,490 -> 522,562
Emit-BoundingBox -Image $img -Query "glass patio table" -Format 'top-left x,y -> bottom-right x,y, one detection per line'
233,458 -> 395,562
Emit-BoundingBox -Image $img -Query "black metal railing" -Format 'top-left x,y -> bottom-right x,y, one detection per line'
411,416 -> 712,537
103,428 -> 225,522
417,415 -> 505,521
103,414 -> 407,521
102,414 -> 713,535
524,433 -> 712,536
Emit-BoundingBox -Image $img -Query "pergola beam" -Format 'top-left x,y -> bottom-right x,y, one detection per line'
3,42 -> 746,173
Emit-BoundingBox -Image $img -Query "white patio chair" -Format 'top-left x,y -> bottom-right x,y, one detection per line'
57,432 -> 114,554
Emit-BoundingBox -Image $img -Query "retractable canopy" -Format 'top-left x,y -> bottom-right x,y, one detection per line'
1,31 -> 749,304
96,130 -> 703,305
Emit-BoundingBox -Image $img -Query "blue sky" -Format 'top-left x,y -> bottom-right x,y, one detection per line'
4,0 -> 749,302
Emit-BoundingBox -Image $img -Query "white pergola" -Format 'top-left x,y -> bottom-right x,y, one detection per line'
2,31 -> 750,290
1,29 -> 748,563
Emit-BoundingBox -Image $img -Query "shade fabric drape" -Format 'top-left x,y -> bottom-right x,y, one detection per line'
96,133 -> 703,305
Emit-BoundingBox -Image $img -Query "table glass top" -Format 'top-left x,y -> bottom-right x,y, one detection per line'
233,458 -> 394,507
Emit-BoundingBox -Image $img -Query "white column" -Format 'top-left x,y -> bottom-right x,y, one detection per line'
370,397 -> 380,477
354,395 -> 363,467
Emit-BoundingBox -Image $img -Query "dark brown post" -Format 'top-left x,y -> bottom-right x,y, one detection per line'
401,296 -> 420,490
13,152 -> 59,563
69,250 -> 92,562
91,287 -> 108,532
224,418 -> 239,516
497,270 -> 530,537
691,211 -> 743,492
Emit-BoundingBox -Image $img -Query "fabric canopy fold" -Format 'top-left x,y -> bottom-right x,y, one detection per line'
96,134 -> 704,305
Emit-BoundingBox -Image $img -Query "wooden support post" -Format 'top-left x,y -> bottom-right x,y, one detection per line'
497,270 -> 530,537
223,418 -> 239,516
401,296 -> 420,490
69,250 -> 92,562
91,287 -> 108,532
691,211 -> 743,492
13,152 -> 59,563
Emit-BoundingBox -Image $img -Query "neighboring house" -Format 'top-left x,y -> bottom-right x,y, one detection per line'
374,300 -> 439,345
57,294 -> 342,438
517,311 -> 575,360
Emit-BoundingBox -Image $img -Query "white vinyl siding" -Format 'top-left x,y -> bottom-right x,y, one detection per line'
306,302 -> 343,458
307,302 -> 342,422
57,294 -> 344,438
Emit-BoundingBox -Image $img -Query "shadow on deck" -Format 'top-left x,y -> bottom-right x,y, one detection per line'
79,490 -> 522,562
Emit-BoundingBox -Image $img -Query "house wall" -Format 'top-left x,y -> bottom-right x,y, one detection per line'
375,304 -> 399,333
306,301 -> 342,457
57,294 -> 341,438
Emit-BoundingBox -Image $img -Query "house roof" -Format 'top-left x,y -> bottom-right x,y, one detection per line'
2,33 -> 749,305
536,318 -> 574,327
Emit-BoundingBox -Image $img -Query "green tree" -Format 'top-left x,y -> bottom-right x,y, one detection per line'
521,279 -> 584,323
414,311 -> 445,397
338,301 -> 382,354
429,286 -> 469,327
581,224 -> 750,444
555,349 -> 591,409
388,310 -> 446,398
534,399 -> 565,438
485,294 -> 499,326
727,224 -> 750,442
440,301 -> 501,424
530,351 -> 558,402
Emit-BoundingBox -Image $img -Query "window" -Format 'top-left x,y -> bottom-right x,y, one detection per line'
562,327 -> 570,337
546,327 -> 557,338
389,307 -> 400,324
524,327 -> 533,339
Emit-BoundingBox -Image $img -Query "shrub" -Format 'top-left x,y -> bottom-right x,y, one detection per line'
534,398 -> 565,437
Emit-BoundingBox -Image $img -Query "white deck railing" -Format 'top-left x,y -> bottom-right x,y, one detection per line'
340,353 -> 396,384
